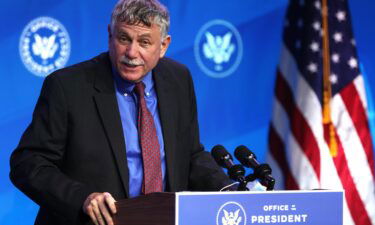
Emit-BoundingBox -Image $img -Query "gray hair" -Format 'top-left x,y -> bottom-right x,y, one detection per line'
110,0 -> 170,38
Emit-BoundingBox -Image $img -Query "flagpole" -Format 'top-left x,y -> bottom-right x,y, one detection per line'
321,0 -> 338,157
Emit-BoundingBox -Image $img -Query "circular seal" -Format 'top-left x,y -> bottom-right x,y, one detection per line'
19,17 -> 71,77
216,201 -> 247,225
194,19 -> 243,78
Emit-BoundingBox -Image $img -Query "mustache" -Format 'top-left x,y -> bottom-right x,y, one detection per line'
120,56 -> 144,66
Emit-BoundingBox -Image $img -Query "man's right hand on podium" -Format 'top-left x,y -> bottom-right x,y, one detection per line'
83,192 -> 117,225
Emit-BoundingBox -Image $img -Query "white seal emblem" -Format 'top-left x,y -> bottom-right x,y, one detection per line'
19,17 -> 71,77
194,19 -> 243,78
217,201 -> 246,225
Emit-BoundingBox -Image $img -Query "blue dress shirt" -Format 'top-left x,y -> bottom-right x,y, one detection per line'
113,71 -> 166,198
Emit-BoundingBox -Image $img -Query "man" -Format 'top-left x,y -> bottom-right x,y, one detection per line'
9,0 -> 231,225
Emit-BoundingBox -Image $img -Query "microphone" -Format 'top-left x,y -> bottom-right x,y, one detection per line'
211,145 -> 247,190
234,145 -> 275,190
234,145 -> 260,168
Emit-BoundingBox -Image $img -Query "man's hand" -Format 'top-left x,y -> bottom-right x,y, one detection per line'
83,192 -> 117,225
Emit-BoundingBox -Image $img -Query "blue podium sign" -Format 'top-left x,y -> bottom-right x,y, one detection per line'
176,190 -> 343,225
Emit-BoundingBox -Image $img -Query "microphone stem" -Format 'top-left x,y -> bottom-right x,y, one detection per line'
237,179 -> 249,191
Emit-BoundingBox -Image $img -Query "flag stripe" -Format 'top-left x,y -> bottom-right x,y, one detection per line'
271,75 -> 356,225
268,124 -> 299,189
324,120 -> 372,225
275,70 -> 321,181
279,47 -> 329,160
354,76 -> 368,112
332,93 -> 375,224
266,151 -> 285,190
341,80 -> 375,178
272,86 -> 320,189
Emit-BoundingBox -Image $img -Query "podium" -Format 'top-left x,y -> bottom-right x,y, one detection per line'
113,190 -> 343,225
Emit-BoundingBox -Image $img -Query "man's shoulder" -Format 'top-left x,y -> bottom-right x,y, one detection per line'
157,57 -> 189,74
155,57 -> 192,84
153,58 -> 195,97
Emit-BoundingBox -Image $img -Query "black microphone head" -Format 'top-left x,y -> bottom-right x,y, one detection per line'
211,145 -> 233,168
234,145 -> 258,168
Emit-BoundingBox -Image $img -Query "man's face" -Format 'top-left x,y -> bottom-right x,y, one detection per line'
108,21 -> 171,83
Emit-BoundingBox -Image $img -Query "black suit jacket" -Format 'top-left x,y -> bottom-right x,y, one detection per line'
10,53 -> 231,225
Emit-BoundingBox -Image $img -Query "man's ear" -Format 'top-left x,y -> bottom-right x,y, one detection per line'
159,35 -> 171,58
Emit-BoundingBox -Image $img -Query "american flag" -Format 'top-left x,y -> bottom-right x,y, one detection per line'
267,0 -> 375,224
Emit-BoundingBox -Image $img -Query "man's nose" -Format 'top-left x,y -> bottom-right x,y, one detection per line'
125,42 -> 138,59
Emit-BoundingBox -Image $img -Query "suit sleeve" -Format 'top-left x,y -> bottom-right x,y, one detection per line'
185,69 -> 232,191
9,74 -> 94,222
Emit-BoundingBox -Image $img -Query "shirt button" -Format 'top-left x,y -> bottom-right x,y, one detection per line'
124,93 -> 128,97
146,92 -> 150,97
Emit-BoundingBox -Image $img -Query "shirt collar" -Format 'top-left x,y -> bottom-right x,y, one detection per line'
112,69 -> 154,96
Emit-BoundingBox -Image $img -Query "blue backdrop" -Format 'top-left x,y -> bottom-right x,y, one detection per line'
1,0 -> 375,224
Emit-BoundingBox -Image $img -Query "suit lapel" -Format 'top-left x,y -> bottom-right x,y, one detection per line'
153,60 -> 179,191
91,55 -> 179,195
92,54 -> 129,197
